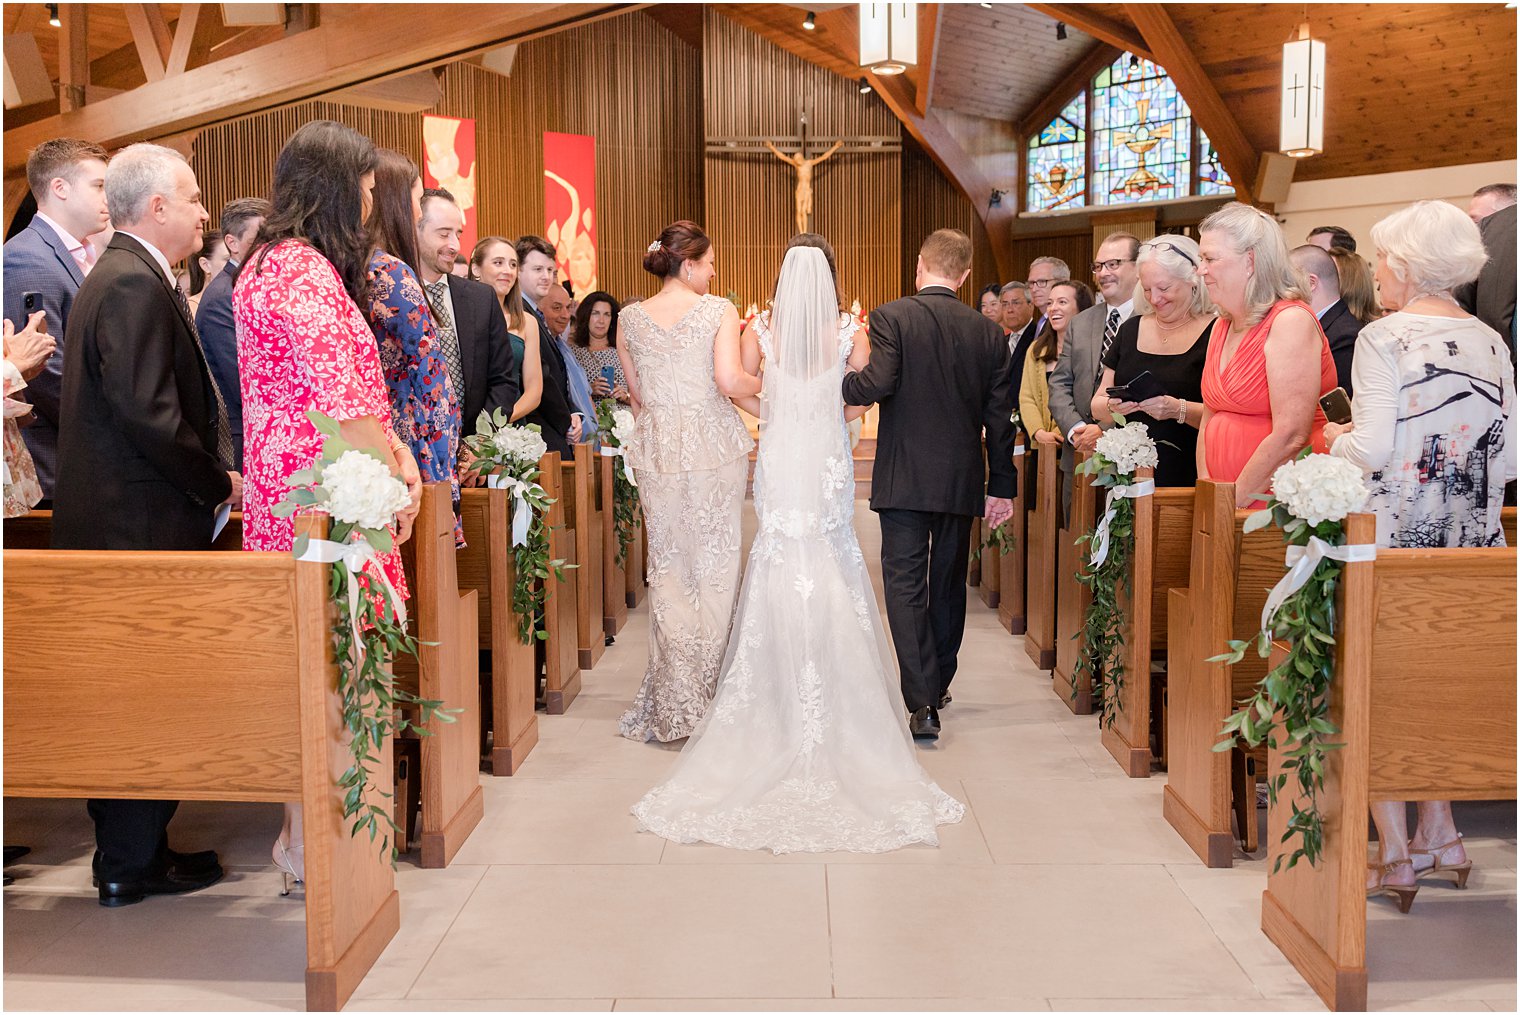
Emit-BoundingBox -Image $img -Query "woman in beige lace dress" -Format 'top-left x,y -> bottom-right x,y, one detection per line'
617,221 -> 761,742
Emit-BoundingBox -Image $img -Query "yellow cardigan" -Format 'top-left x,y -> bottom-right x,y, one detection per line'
1019,344 -> 1059,438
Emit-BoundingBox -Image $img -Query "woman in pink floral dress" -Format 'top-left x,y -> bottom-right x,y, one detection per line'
233,120 -> 422,888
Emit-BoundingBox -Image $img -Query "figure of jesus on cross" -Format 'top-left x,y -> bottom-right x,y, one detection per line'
765,140 -> 843,235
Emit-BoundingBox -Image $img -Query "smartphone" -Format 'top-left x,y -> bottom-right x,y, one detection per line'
20,291 -> 46,334
1106,369 -> 1166,403
601,365 -> 617,388
1319,386 -> 1353,424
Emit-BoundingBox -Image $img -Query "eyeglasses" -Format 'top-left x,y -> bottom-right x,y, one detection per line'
1026,278 -> 1058,289
1089,258 -> 1135,274
1141,241 -> 1197,266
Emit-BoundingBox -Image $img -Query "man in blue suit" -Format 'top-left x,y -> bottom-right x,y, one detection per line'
2,139 -> 111,500
194,197 -> 268,472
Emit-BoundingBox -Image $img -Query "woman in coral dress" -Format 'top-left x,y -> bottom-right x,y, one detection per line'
1196,203 -> 1337,506
233,120 -> 422,888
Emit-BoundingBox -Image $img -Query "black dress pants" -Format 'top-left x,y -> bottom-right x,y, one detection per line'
878,509 -> 974,713
87,799 -> 178,882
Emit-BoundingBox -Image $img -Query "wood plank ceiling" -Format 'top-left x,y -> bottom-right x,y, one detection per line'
930,3 -> 1098,123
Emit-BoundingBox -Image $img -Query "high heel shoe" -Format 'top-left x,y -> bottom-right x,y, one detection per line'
1366,858 -> 1418,913
1410,835 -> 1473,889
272,838 -> 305,897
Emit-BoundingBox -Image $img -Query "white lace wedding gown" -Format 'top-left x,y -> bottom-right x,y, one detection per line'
630,246 -> 965,854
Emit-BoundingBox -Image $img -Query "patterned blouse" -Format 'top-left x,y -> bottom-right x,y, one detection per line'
365,249 -> 463,544
3,359 -> 42,517
570,344 -> 625,394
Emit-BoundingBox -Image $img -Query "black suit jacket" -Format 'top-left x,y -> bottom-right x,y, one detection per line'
53,233 -> 231,550
1319,299 -> 1364,397
444,274 -> 519,436
842,286 -> 1017,516
1458,203 -> 1517,365
521,298 -> 574,457
194,259 -> 244,470
1008,316 -> 1041,436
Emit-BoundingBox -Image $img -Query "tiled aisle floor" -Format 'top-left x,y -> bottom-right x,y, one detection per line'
4,503 -> 1516,1012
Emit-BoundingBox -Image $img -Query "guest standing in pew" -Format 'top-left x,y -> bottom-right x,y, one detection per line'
364,150 -> 463,543
2,138 -> 111,503
1321,199 -> 1516,908
1091,236 -> 1214,488
978,283 -> 1003,323
570,291 -> 631,405
469,236 -> 544,424
3,311 -> 53,517
52,143 -> 240,907
999,281 -> 1034,358
1457,186 -> 1517,368
1196,203 -> 1338,507
1010,257 -> 1072,438
542,282 -> 600,437
1018,280 -> 1092,448
183,229 -> 226,315
516,235 -> 581,456
194,197 -> 269,474
1290,243 -> 1366,396
234,120 -> 423,892
1327,245 -> 1383,327
1306,224 -> 1357,253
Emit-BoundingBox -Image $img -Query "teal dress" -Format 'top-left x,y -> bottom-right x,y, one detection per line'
508,332 -> 526,393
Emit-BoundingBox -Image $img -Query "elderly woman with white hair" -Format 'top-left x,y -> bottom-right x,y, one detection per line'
1320,199 -> 1516,911
1195,203 -> 1338,507
1092,235 -> 1216,487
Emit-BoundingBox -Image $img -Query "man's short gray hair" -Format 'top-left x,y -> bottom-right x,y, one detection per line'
105,143 -> 187,228
1029,256 -> 1071,280
1371,200 -> 1488,296
999,280 -> 1030,297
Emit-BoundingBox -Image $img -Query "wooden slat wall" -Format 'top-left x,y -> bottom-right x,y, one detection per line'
901,136 -> 997,303
189,10 -> 702,304
702,7 -> 902,313
1010,234 -> 1097,286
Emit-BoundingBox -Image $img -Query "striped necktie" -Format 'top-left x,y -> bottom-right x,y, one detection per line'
174,284 -> 234,470
425,279 -> 467,398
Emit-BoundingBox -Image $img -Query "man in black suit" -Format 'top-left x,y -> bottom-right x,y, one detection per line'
843,229 -> 1017,740
1458,186 -> 1516,365
53,143 -> 238,906
1291,243 -> 1364,395
414,189 -> 519,454
1008,257 -> 1070,438
194,196 -> 268,472
515,234 -> 580,457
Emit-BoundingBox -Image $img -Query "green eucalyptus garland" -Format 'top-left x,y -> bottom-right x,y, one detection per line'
596,398 -> 641,568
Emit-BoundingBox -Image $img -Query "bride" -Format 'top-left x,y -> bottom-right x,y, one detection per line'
631,235 -> 965,854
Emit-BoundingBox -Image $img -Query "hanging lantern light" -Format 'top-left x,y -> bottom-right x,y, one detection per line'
1279,22 -> 1326,158
859,2 -> 917,76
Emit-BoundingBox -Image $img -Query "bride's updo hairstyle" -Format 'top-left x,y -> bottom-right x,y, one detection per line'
643,220 -> 711,278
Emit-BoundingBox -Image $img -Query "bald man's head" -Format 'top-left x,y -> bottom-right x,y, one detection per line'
1290,243 -> 1341,314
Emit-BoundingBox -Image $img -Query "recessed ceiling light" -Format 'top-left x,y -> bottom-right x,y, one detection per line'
803,10 -> 816,30
46,3 -> 60,27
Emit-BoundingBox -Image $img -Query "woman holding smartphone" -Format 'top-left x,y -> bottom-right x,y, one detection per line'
570,290 -> 630,405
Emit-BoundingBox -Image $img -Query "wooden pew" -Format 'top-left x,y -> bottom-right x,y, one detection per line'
1051,451 -> 1100,713
1100,473 -> 1195,777
627,515 -> 648,608
570,444 -> 605,671
541,452 -> 581,714
456,488 -> 539,776
1023,438 -> 1061,670
1260,513 -> 1516,1011
997,439 -> 1029,636
1164,480 -> 1301,866
3,517 -> 396,1011
600,454 -> 630,637
394,483 -> 482,867
4,509 -> 244,551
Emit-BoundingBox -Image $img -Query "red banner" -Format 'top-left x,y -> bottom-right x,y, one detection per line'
422,115 -> 477,253
543,131 -> 598,299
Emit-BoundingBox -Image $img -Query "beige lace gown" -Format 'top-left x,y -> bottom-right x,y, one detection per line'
618,295 -> 756,742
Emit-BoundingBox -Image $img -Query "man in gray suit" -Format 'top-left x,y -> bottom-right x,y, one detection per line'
2,139 -> 111,500
1047,232 -> 1140,517
1458,185 -> 1516,366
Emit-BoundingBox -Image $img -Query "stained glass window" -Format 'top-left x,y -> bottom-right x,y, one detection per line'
1091,55 -> 1192,205
1027,93 -> 1087,212
1196,125 -> 1235,196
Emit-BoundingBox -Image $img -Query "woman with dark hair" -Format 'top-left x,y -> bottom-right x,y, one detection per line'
363,148 -> 462,539
186,229 -> 228,313
1327,245 -> 1383,325
234,120 -> 421,890
618,220 -> 759,742
569,290 -> 628,404
978,282 -> 1003,322
1018,280 -> 1094,443
469,236 -> 543,420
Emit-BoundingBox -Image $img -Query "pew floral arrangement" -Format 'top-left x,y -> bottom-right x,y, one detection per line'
596,399 -> 641,567
1211,450 -> 1371,871
272,410 -> 452,859
1073,417 -> 1159,726
462,409 -> 571,645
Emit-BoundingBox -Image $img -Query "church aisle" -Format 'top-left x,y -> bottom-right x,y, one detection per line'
3,502 -> 1514,1012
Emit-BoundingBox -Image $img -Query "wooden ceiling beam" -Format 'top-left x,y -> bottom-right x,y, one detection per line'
58,3 -> 90,112
4,3 -> 643,174
911,3 -> 942,117
166,4 -> 220,77
123,3 -> 173,83
1016,40 -> 1119,138
329,68 -> 444,114
1123,2 -> 1257,204
1025,3 -> 1153,62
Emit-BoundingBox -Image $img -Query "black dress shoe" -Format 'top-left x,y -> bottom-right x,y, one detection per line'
938,693 -> 953,709
94,849 -> 220,887
98,861 -> 224,908
909,706 -> 941,741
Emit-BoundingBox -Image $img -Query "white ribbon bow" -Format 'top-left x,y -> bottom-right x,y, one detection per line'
598,443 -> 637,488
296,536 -> 408,661
1260,535 -> 1377,633
487,472 -> 543,546
1086,479 -> 1155,570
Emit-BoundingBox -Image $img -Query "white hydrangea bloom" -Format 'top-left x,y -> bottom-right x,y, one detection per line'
611,408 -> 636,447
491,425 -> 548,464
321,450 -> 412,531
1270,454 -> 1369,526
1095,421 -> 1159,475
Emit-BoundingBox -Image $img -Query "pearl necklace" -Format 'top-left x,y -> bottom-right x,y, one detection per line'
1154,312 -> 1198,336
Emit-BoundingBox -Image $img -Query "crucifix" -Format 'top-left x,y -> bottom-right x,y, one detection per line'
707,108 -> 900,234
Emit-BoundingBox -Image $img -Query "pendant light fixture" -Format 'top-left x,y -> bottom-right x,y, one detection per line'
859,2 -> 917,76
1279,22 -> 1326,158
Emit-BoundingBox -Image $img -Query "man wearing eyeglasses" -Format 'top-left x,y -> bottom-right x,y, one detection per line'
1009,257 -> 1070,437
1048,233 -> 1140,517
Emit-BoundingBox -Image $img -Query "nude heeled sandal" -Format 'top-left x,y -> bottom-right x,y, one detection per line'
1410,835 -> 1473,889
1366,858 -> 1419,913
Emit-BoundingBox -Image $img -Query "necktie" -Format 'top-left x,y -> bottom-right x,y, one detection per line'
425,279 -> 467,399
1097,308 -> 1121,383
174,285 -> 234,470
